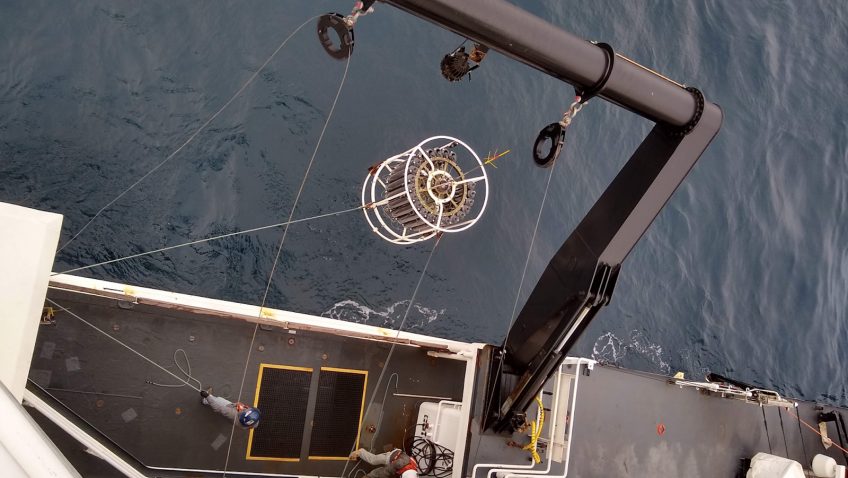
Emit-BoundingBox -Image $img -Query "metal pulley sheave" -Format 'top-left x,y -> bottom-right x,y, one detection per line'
440,43 -> 489,82
317,13 -> 354,60
316,1 -> 376,61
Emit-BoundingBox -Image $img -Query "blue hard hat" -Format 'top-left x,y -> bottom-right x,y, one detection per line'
238,407 -> 260,428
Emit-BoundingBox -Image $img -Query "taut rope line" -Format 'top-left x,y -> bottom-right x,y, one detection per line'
478,159 -> 558,432
222,43 -> 353,477
340,235 -> 442,478
56,15 -> 321,254
55,205 -> 364,275
45,299 -> 203,392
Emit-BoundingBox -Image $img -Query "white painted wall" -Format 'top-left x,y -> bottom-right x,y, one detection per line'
1,383 -> 80,477
0,202 -> 62,401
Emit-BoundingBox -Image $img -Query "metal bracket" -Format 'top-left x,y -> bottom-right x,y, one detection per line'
587,262 -> 620,307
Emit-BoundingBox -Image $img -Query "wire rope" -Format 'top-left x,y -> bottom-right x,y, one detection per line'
45,300 -> 203,392
221,34 -> 353,478
56,15 -> 321,254
340,235 -> 442,478
55,205 -> 363,275
43,14 -> 352,475
478,159 -> 558,435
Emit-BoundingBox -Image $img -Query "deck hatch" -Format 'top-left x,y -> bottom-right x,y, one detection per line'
247,364 -> 312,461
308,367 -> 368,459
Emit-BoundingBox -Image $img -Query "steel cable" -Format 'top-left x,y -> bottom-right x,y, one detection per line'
222,29 -> 353,477
54,205 -> 364,276
340,235 -> 442,478
57,15 -> 321,254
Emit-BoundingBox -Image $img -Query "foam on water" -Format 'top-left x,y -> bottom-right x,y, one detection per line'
591,331 -> 672,375
322,299 -> 445,331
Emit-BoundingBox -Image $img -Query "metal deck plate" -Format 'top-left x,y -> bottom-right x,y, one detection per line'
567,364 -> 847,476
309,367 -> 368,459
247,364 -> 312,461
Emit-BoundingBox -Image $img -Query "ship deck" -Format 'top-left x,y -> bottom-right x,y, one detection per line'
24,276 -> 848,478
566,364 -> 848,477
466,361 -> 848,478
28,279 -> 475,477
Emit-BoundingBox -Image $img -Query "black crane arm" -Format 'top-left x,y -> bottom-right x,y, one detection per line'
379,0 -> 723,429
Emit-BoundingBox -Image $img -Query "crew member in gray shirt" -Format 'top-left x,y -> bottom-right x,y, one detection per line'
200,390 -> 261,428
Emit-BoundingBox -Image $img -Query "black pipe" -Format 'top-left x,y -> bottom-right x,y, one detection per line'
383,0 -> 700,127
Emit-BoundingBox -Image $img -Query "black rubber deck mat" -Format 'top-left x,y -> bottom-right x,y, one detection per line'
308,367 -> 368,459
247,365 -> 312,461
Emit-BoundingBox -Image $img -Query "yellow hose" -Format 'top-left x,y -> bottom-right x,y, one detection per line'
522,395 -> 545,463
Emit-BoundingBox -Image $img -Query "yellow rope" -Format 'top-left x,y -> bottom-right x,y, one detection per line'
483,149 -> 511,168
522,395 -> 545,463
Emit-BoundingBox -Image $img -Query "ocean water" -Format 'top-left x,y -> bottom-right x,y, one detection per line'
1,1 -> 847,404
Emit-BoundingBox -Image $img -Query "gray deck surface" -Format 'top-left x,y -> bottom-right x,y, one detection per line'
26,404 -> 137,478
27,287 -> 848,477
567,365 -> 847,477
464,363 -> 848,478
30,288 -> 467,477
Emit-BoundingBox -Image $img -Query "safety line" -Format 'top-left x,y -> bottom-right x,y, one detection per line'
45,299 -> 202,392
56,15 -> 321,254
478,158 -> 558,433
55,205 -> 363,275
222,42 -> 353,477
340,235 -> 442,478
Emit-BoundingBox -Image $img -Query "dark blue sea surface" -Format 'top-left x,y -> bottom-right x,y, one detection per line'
1,1 -> 847,403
